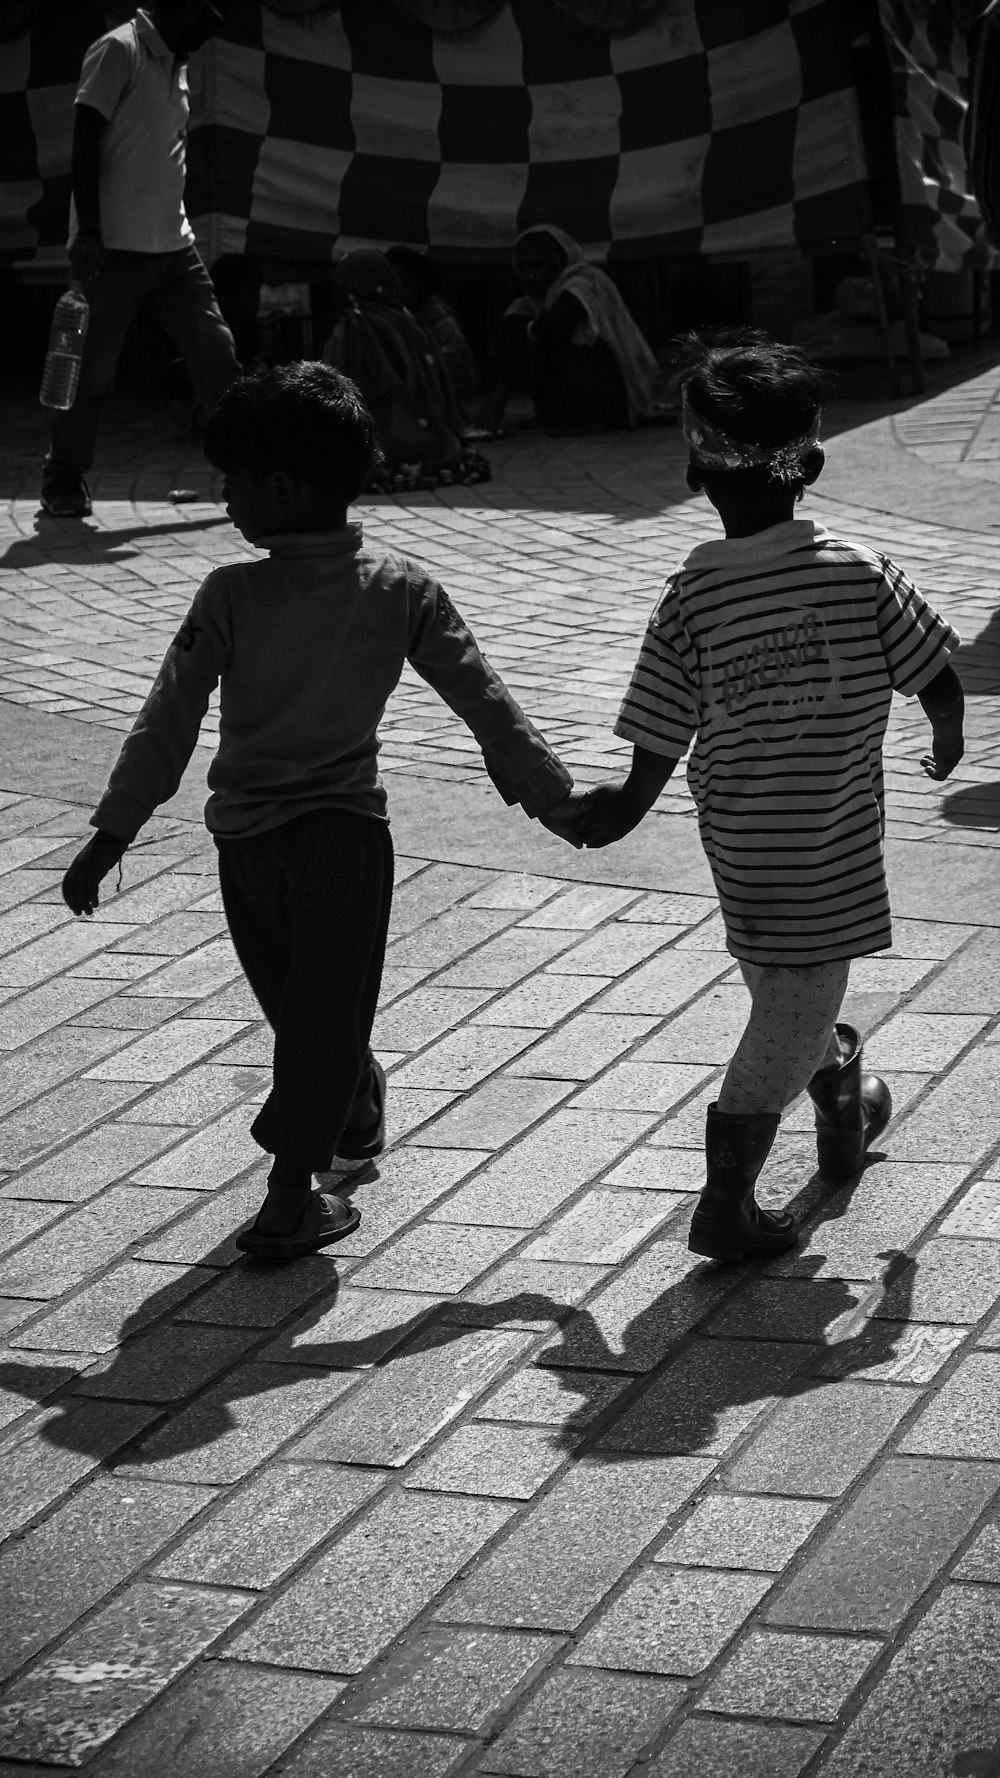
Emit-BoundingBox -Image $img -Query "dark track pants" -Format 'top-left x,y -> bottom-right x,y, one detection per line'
216,809 -> 394,1170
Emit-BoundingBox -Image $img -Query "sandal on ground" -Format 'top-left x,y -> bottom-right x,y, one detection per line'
235,1190 -> 360,1262
335,1057 -> 386,1162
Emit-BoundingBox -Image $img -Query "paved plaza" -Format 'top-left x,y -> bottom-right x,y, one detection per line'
2,354 -> 1000,1776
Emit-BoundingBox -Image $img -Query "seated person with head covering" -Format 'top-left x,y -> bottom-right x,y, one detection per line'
384,246 -> 481,411
322,248 -> 489,488
479,225 -> 668,433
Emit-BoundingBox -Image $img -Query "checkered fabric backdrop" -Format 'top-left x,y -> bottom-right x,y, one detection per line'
2,0 -> 870,272
878,0 -> 985,271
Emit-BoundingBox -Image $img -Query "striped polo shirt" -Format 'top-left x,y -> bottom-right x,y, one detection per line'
615,518 -> 960,966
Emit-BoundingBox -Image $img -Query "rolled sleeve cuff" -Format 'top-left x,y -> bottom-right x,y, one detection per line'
485,750 -> 573,817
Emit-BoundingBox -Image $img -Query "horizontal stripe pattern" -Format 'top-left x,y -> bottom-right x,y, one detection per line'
615,519 -> 959,966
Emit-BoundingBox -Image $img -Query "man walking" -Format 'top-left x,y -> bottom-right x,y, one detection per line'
40,0 -> 240,517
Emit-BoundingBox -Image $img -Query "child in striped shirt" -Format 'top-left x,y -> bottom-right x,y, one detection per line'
577,331 -> 965,1262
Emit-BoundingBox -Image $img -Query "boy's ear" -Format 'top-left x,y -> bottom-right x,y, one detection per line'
800,445 -> 825,486
266,468 -> 297,503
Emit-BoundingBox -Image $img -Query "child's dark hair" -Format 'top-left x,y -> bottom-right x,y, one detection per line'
203,361 -> 381,506
673,328 -> 830,449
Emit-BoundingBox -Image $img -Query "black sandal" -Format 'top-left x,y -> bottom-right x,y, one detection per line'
235,1190 -> 360,1262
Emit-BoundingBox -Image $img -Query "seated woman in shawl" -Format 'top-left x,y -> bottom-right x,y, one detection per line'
385,246 -> 481,412
322,249 -> 489,488
480,224 -> 668,433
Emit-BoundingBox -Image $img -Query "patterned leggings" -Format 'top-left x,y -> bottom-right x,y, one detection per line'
717,960 -> 851,1116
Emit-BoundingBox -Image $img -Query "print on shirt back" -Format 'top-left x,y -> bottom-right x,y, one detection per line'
706,603 -> 843,745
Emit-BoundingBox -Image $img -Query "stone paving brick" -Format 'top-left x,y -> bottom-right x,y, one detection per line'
0,1078 -> 149,1170
658,1493 -> 827,1571
0,1025 -> 137,1117
121,937 -> 240,999
520,884 -> 639,928
600,1144 -> 704,1193
155,1460 -> 384,1589
818,1583 -> 1000,1778
0,1473 -> 212,1682
705,1277 -> 868,1344
0,977 -> 119,1047
464,872 -> 564,911
632,984 -> 751,1064
897,1351 -> 1000,1457
0,919 -> 138,988
382,1086 -> 458,1142
227,1491 -> 513,1674
72,993 -> 192,1030
432,1107 -> 655,1229
953,1517 -> 1000,1582
455,1256 -> 610,1326
767,1161 -> 969,1281
724,1380 -> 918,1497
372,984 -> 494,1050
405,1422 -> 575,1498
479,1668 -> 683,1778
0,1579 -> 253,1767
647,1718 -> 825,1778
593,951 -> 732,1015
0,1184 -> 199,1298
389,1024 -> 539,1091
388,907 -> 522,973
888,917 -> 977,959
873,1236 -> 1000,1323
0,1198 -> 64,1254
602,1337 -> 814,1461
135,1177 -> 266,1267
440,1455 -> 710,1631
0,1351 -> 90,1434
537,1241 -> 742,1373
116,1362 -> 344,1483
389,862 -> 493,936
768,1456 -> 998,1633
325,1149 -> 490,1259
407,1074 -> 574,1149
272,1723 -> 467,1778
520,1187 -> 674,1266
435,925 -> 579,989
185,973 -> 260,1020
208,1023 -> 272,1066
620,891 -> 714,925
10,1259 -> 201,1352
909,928 -> 1000,1011
506,1011 -> 658,1080
811,1320 -> 969,1383
570,1060 -> 714,1113
84,1017 -> 251,1082
117,1063 -> 269,1125
545,924 -> 674,977
570,1566 -> 772,1675
344,1624 -> 563,1733
348,1221 -> 523,1294
700,1627 -> 882,1721
0,1297 -> 36,1338
129,1105 -> 264,1192
66,948 -> 168,983
887,1048 -> 1000,1165
85,1664 -> 340,1778
865,1011 -> 989,1072
475,1365 -> 631,1429
291,1324 -> 532,1467
938,1175 -> 1000,1237
102,909 -> 227,957
264,1284 -> 439,1369
0,1399 -> 157,1540
471,969 -> 611,1029
77,1321 -> 258,1401
174,1251 -> 336,1326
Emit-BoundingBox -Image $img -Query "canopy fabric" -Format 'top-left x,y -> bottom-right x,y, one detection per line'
2,0 -> 870,271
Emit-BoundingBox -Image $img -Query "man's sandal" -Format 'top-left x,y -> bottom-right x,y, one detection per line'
235,1190 -> 360,1263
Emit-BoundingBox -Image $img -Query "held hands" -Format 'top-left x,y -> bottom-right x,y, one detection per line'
62,831 -> 129,917
536,790 -> 589,849
536,780 -> 651,850
920,721 -> 964,782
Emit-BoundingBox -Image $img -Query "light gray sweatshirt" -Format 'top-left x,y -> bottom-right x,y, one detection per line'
93,524 -> 572,842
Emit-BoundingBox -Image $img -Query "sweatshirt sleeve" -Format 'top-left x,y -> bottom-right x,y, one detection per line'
92,573 -> 231,841
405,570 -> 572,815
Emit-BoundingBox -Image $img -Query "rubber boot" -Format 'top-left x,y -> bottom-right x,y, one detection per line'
688,1104 -> 798,1262
806,1023 -> 892,1180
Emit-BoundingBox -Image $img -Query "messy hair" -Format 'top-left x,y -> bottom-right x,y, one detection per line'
672,328 -> 830,449
203,362 -> 382,506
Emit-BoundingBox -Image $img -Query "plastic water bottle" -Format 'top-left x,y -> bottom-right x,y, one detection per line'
39,282 -> 90,410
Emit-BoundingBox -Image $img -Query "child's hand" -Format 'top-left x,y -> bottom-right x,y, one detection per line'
577,781 -> 649,848
920,722 -> 964,781
62,831 -> 129,916
536,790 -> 587,849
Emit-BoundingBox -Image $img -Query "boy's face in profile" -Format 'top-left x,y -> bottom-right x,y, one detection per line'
222,467 -> 280,543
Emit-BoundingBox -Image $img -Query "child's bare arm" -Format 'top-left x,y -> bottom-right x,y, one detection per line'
917,663 -> 965,781
578,746 -> 679,848
62,830 -> 129,916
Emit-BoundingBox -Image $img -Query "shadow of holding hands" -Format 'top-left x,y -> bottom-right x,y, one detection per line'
0,1135 -> 916,1483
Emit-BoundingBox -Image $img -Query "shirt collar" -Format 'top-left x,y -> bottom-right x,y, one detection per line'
255,524 -> 364,557
683,517 -> 830,569
135,8 -> 172,58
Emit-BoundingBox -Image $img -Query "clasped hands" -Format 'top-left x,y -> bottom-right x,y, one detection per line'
537,780 -> 649,850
